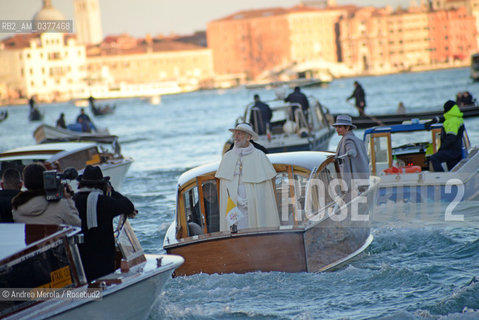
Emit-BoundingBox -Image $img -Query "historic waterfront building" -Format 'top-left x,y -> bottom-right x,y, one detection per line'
74,0 -> 104,45
339,5 -> 477,73
0,33 -> 87,102
0,1 -> 87,102
207,6 -> 347,79
208,3 -> 477,79
85,34 -> 214,93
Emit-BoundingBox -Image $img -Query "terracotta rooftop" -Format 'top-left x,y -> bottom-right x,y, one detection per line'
1,33 -> 77,50
1,34 -> 40,50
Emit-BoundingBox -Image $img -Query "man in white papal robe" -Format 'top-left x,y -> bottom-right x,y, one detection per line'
215,123 -> 280,231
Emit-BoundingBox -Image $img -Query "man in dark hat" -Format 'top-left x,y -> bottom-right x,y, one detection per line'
429,100 -> 465,171
73,165 -> 137,282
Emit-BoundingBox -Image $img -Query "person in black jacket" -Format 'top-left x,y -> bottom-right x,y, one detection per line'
250,94 -> 272,135
346,81 -> 366,116
0,168 -> 22,222
285,86 -> 310,120
73,165 -> 137,282
429,100 -> 465,171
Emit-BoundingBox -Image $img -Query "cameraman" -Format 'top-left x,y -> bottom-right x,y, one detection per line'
73,165 -> 137,282
12,163 -> 81,226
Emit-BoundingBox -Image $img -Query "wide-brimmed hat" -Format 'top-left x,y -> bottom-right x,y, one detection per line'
332,114 -> 357,129
77,165 -> 110,185
229,123 -> 259,140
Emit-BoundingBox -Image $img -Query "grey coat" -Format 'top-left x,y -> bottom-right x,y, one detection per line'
335,131 -> 370,189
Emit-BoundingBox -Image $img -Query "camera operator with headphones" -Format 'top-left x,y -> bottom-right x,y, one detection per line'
12,163 -> 81,226
73,165 -> 137,282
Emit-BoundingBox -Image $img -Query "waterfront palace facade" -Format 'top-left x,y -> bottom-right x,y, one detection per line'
208,3 -> 478,79
0,0 -> 478,102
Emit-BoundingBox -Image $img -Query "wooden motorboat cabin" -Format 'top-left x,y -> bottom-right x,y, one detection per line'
164,151 -> 380,276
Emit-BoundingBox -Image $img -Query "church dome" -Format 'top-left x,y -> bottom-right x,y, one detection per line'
32,0 -> 66,22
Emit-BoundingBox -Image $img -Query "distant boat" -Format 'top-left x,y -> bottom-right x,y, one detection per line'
90,103 -> 115,116
33,124 -> 112,144
333,104 -> 479,129
29,108 -> 43,121
148,95 -> 161,105
223,95 -> 335,154
82,81 -> 185,100
245,77 -> 330,90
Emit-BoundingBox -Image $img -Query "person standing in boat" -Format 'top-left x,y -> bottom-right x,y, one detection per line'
346,81 -> 366,116
0,168 -> 22,222
215,123 -> 280,232
250,94 -> 272,135
285,86 -> 310,120
56,113 -> 67,129
332,115 -> 369,190
73,165 -> 137,282
429,100 -> 465,172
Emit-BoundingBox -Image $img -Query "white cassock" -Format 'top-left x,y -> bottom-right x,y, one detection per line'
215,144 -> 280,231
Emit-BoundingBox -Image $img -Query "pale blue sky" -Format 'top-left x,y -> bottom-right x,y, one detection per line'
0,0 -> 410,39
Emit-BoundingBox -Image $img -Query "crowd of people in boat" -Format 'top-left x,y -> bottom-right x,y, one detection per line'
0,164 -> 136,282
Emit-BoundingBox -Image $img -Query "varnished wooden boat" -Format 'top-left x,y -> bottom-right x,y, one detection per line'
163,152 -> 380,276
333,104 -> 479,129
33,124 -> 112,144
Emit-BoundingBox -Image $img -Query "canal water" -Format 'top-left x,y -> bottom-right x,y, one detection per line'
1,67 -> 479,319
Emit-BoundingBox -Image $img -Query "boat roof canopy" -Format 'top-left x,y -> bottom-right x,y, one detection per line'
0,142 -> 99,161
177,151 -> 332,188
363,122 -> 443,137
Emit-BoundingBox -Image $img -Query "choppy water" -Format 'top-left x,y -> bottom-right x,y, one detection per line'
1,67 -> 479,319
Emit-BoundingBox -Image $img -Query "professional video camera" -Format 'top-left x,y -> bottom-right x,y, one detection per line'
43,167 -> 78,201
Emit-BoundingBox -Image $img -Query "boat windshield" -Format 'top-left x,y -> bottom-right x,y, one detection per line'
390,131 -> 431,149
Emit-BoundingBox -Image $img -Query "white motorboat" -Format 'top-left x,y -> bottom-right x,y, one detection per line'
223,95 -> 335,154
0,222 -> 183,320
0,141 -> 133,190
33,124 -> 112,144
364,120 -> 479,204
164,151 -> 379,276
